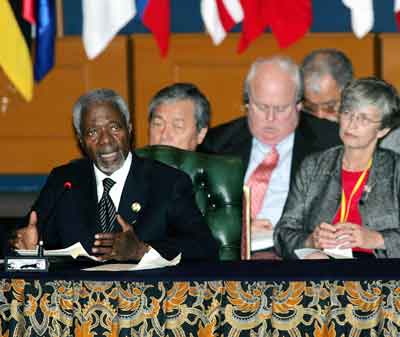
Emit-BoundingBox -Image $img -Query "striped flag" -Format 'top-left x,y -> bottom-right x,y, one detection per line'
201,0 -> 243,45
82,0 -> 136,60
137,0 -> 170,57
0,0 -> 33,101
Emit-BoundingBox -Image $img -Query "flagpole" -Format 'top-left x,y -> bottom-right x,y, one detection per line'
56,0 -> 64,37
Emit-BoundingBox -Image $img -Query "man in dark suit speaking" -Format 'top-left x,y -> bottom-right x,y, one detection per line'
199,56 -> 339,259
11,89 -> 218,261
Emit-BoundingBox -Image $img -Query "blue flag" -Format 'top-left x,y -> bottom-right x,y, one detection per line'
34,0 -> 55,81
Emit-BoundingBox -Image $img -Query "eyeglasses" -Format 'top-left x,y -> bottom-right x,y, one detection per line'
302,99 -> 339,116
247,99 -> 294,119
340,110 -> 382,126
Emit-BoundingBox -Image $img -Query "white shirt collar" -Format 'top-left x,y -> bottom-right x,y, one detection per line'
253,132 -> 295,156
94,152 -> 133,208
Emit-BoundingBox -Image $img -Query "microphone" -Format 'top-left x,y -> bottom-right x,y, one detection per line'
37,181 -> 72,257
5,181 -> 72,272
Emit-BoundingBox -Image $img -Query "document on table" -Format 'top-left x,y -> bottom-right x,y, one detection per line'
295,247 -> 353,259
16,242 -> 182,271
16,242 -> 100,261
83,249 -> 181,271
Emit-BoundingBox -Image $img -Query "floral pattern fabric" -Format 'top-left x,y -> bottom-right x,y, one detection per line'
1,279 -> 400,336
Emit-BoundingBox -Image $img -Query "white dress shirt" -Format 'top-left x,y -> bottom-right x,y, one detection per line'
94,152 -> 132,209
245,133 -> 294,228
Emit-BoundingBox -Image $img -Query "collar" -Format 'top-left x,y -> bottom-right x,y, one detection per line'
253,132 -> 295,156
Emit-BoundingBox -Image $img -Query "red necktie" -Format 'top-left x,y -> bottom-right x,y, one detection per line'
245,146 -> 279,219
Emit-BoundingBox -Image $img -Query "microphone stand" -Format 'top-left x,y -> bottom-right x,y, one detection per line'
5,182 -> 72,272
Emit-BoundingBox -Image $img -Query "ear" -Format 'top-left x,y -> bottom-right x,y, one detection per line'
377,127 -> 391,140
197,127 -> 208,145
296,101 -> 303,113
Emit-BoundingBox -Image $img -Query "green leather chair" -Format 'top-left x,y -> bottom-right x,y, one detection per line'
135,145 -> 245,261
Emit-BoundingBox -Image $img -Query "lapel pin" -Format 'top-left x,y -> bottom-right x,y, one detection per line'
131,202 -> 141,213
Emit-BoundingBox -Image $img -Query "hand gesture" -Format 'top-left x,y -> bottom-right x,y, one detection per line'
10,211 -> 39,250
93,215 -> 149,261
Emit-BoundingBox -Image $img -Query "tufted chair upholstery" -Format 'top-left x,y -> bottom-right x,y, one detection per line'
135,145 -> 245,261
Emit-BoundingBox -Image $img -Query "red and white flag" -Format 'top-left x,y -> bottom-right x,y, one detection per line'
342,0 -> 374,38
201,0 -> 243,45
395,0 -> 400,31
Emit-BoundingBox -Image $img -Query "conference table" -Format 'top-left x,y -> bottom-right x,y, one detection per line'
1,258 -> 400,336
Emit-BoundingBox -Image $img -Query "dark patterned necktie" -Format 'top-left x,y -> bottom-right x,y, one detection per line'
98,178 -> 116,233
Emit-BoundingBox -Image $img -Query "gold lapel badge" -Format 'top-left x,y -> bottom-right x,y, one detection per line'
131,202 -> 141,213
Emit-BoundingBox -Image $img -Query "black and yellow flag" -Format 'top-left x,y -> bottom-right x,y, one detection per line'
0,0 -> 33,101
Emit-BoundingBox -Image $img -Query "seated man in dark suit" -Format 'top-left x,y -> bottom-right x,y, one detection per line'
148,83 -> 210,151
11,89 -> 218,261
300,48 -> 352,148
199,56 -> 340,259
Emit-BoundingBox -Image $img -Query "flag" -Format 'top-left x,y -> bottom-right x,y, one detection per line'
342,0 -> 374,39
238,0 -> 268,53
23,0 -> 36,24
137,0 -> 171,57
201,0 -> 243,45
34,0 -> 56,81
395,0 -> 400,31
82,0 -> 136,60
238,0 -> 311,53
269,0 -> 312,49
10,0 -> 33,49
0,0 -> 33,101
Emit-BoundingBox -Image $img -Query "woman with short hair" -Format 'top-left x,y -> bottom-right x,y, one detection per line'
274,77 -> 400,259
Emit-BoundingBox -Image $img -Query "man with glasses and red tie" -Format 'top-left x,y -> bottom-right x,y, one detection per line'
199,56 -> 340,259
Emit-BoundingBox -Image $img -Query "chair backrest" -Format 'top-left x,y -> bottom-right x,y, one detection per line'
135,145 -> 245,261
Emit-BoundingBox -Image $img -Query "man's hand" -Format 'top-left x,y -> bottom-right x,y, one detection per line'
251,218 -> 273,236
92,215 -> 149,261
10,211 -> 39,250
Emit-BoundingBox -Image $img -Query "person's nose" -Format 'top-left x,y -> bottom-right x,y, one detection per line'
160,124 -> 173,141
98,128 -> 112,145
265,109 -> 276,121
346,113 -> 360,129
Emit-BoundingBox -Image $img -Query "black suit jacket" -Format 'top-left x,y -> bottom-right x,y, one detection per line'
198,113 -> 341,182
32,153 -> 218,260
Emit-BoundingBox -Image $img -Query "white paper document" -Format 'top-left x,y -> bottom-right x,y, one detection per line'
83,249 -> 181,271
295,247 -> 353,259
16,242 -> 100,261
251,230 -> 273,251
16,243 -> 181,271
